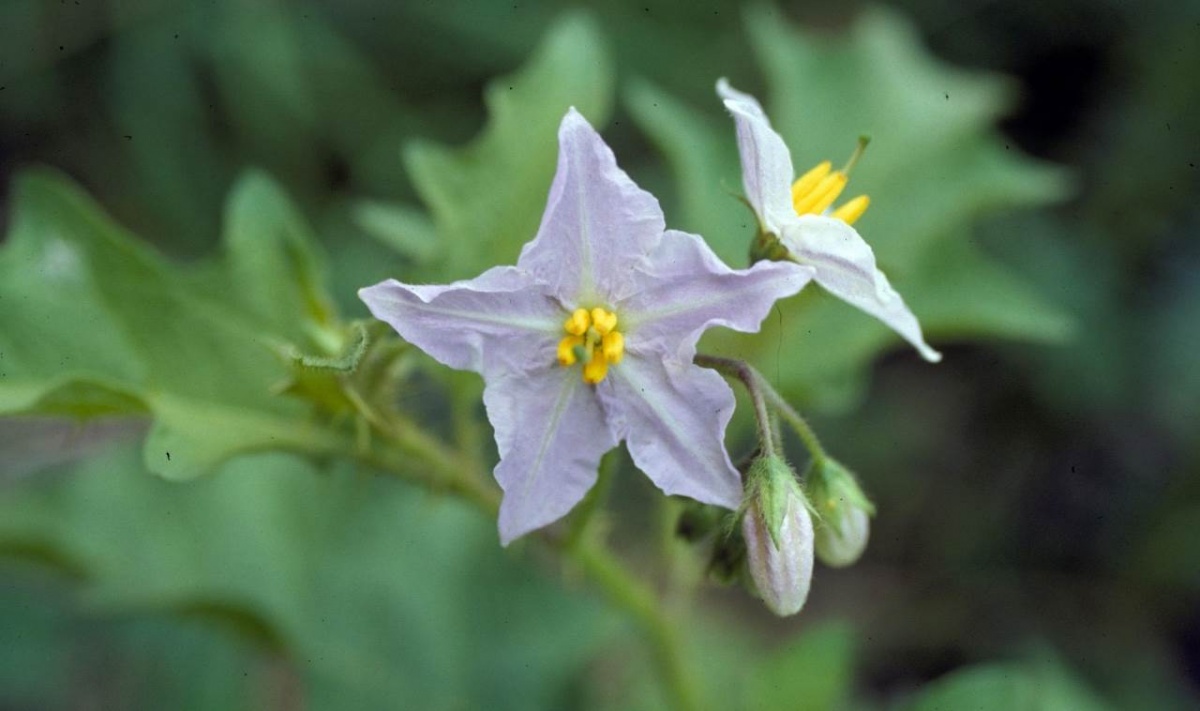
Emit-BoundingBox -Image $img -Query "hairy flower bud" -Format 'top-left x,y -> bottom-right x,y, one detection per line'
815,503 -> 870,567
809,459 -> 873,568
741,456 -> 814,616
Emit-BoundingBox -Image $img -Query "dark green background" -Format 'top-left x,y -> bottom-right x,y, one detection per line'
1,1 -> 1197,709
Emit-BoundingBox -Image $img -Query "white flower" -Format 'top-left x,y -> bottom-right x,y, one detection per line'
360,109 -> 814,544
718,79 -> 941,363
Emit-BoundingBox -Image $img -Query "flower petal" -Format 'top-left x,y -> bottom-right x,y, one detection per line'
598,355 -> 742,509
358,266 -> 563,377
717,78 -> 797,235
486,367 -> 617,545
517,108 -> 666,305
621,230 -> 815,362
780,216 -> 942,362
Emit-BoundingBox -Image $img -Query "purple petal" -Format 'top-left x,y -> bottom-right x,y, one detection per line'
486,368 -> 618,544
358,266 -> 563,378
517,108 -> 666,305
599,356 -> 742,509
717,79 -> 797,235
621,230 -> 814,363
780,216 -> 942,362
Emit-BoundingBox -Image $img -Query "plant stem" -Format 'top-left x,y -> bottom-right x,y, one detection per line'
693,354 -> 777,457
694,353 -> 827,466
572,540 -> 700,711
757,380 -> 828,465
565,449 -> 618,547
348,419 -> 699,710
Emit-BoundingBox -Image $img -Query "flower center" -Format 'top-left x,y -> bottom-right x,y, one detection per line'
557,307 -> 625,384
791,136 -> 871,225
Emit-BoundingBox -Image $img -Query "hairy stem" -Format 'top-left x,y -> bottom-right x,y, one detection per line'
693,354 -> 777,457
694,353 -> 827,465
758,382 -> 828,465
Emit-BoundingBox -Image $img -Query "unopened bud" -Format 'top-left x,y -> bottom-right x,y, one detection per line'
815,503 -> 869,567
741,456 -> 814,616
810,459 -> 874,568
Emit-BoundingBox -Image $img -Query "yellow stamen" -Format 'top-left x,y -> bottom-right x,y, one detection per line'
791,161 -> 831,207
590,307 -> 618,335
831,195 -> 870,225
582,356 -> 608,384
601,331 -> 624,364
557,306 -> 624,383
564,308 -> 590,336
557,335 -> 583,366
793,172 -> 847,215
792,137 -> 873,223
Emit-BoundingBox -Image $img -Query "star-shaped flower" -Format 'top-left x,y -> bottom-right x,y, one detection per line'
717,79 -> 942,362
360,109 -> 814,544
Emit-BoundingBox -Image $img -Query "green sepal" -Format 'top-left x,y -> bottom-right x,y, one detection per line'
744,454 -> 808,550
808,458 -> 876,518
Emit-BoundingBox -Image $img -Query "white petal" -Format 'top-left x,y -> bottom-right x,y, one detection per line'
517,108 -> 666,305
716,78 -> 797,236
780,216 -> 942,362
486,367 -> 617,545
743,488 -> 815,616
598,356 -> 742,509
815,506 -> 870,568
358,266 -> 563,378
621,230 -> 814,362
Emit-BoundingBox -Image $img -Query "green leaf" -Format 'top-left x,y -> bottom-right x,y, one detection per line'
625,79 -> 752,266
108,18 -> 230,250
144,395 -> 342,483
745,621 -> 856,711
907,658 -> 1114,711
630,6 -> 1075,409
0,446 -> 613,710
223,170 -> 338,345
0,169 -> 341,480
351,199 -> 441,265
404,12 -> 615,279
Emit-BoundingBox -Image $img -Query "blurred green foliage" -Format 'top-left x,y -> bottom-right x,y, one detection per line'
0,0 -> 1197,709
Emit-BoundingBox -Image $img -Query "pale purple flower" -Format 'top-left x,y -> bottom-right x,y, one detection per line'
360,109 -> 814,544
717,79 -> 942,362
742,457 -> 815,617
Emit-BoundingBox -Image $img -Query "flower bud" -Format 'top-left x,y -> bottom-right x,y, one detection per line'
809,459 -> 873,568
815,503 -> 869,567
741,456 -> 814,616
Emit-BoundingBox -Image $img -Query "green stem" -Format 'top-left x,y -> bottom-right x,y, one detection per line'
694,353 -> 827,466
693,354 -> 777,457
572,540 -> 700,711
357,418 -> 501,516
565,449 -> 618,547
346,416 -> 698,710
757,380 -> 828,465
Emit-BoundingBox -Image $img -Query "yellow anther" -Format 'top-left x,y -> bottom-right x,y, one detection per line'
590,307 -> 618,335
582,356 -> 608,384
564,308 -> 590,336
791,161 -> 831,206
559,306 -> 623,383
557,335 -> 583,366
831,195 -> 870,225
793,172 -> 847,215
601,331 -> 625,364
